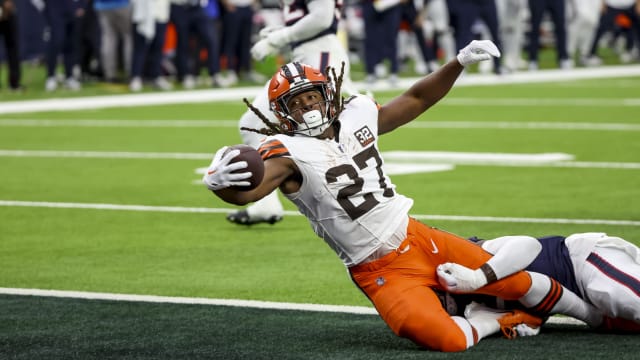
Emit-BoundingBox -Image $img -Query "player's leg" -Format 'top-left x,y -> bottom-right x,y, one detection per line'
350,260 -> 495,352
227,82 -> 284,225
424,225 -> 603,327
579,245 -> 640,323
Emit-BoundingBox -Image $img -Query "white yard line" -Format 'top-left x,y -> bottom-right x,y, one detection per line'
0,287 -> 586,326
1,119 -> 639,131
1,149 -> 638,169
1,65 -> 639,114
1,200 -> 638,226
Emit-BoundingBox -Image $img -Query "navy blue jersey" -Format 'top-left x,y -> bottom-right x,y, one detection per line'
526,235 -> 580,296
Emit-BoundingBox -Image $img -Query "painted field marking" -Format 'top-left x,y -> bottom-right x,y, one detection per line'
1,65 -> 639,114
0,287 -> 586,327
1,119 -> 639,131
3,149 -> 638,171
1,200 -> 638,226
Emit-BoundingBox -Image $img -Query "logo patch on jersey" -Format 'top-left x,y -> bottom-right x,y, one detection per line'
376,277 -> 386,286
354,126 -> 375,147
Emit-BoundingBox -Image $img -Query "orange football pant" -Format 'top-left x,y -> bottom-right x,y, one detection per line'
349,218 -> 532,352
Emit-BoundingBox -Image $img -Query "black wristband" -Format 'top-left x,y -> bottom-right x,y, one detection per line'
480,263 -> 498,283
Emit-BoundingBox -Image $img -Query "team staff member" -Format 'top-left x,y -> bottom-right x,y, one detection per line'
203,41 -> 604,351
446,0 -> 503,74
0,0 -> 21,91
527,0 -> 571,70
43,0 -> 88,91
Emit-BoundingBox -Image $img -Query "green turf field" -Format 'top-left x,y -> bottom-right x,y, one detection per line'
1,70 -> 639,358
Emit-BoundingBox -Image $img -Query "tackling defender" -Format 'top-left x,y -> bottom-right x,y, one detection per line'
202,41 -> 606,351
226,0 -> 358,226
438,232 -> 640,332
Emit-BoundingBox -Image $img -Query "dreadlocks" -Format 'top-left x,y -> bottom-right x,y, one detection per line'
241,62 -> 346,136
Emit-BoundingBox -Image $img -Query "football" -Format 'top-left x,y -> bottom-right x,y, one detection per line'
226,144 -> 264,191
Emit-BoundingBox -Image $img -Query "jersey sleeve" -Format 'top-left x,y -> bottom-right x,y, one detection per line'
258,138 -> 291,161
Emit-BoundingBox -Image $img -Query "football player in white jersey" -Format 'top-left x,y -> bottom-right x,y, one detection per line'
202,40 -> 610,351
225,0 -> 357,226
437,232 -> 640,332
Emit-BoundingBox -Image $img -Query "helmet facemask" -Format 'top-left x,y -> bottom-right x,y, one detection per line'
269,62 -> 336,137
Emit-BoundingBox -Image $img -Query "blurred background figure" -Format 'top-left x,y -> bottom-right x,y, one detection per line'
526,0 -> 570,70
0,0 -> 21,91
397,0 -> 439,75
566,0 -> 601,67
496,0 -> 527,71
220,0 -> 256,85
76,0 -> 103,81
424,0 -> 455,63
447,0 -> 503,74
363,0 -> 405,86
170,0 -> 229,89
586,0 -> 640,66
130,0 -> 172,92
42,0 -> 88,91
94,0 -> 132,82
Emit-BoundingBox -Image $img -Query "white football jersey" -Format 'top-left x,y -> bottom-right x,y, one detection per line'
260,95 -> 413,266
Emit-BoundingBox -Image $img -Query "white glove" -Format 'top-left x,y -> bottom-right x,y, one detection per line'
513,323 -> 541,337
258,25 -> 284,39
436,263 -> 488,293
250,28 -> 291,61
202,146 -> 252,191
456,40 -> 501,67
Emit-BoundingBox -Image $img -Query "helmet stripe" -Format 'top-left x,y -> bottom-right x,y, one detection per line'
281,62 -> 306,82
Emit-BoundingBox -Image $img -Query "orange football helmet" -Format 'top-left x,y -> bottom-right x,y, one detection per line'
268,62 -> 335,136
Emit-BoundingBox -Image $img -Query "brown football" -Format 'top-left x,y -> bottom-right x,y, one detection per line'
226,144 -> 264,191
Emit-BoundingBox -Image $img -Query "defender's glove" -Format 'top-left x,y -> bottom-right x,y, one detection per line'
456,40 -> 501,67
436,262 -> 488,293
250,28 -> 291,61
258,25 -> 284,39
202,146 -> 251,191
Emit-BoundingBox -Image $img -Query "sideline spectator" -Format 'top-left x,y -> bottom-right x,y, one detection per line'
42,0 -> 88,91
495,0 -> 526,71
94,0 -> 132,82
526,0 -> 571,70
130,0 -> 172,91
587,0 -> 640,66
220,0 -> 255,85
566,0 -> 601,66
0,0 -> 21,91
363,0 -> 404,85
170,0 -> 229,89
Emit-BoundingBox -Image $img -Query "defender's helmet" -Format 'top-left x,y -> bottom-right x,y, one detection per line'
268,62 -> 335,136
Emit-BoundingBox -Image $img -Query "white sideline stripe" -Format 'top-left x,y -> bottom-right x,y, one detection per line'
0,287 -> 585,326
2,149 -> 639,169
1,65 -> 639,114
1,200 -> 638,226
443,98 -> 640,106
406,121 -> 640,131
1,119 -> 639,131
0,149 -> 212,160
383,151 -> 574,163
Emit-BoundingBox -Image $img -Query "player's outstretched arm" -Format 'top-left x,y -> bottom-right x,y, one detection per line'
378,40 -> 500,135
203,148 -> 295,206
437,235 -> 542,293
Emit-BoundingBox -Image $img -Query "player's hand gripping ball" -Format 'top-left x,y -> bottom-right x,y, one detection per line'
202,144 -> 264,191
226,144 -> 264,191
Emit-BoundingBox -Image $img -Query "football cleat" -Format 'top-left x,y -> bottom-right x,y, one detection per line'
497,310 -> 543,339
226,210 -> 283,226
464,301 -> 543,339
